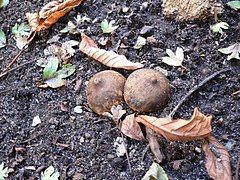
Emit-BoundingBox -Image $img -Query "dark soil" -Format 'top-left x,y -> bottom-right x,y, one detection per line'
0,0 -> 239,179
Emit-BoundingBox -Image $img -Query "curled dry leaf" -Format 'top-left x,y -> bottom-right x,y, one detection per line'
202,135 -> 232,180
50,44 -> 71,64
146,127 -> 164,163
136,108 -> 212,141
121,114 -> 145,141
26,0 -> 83,32
79,32 -> 144,70
103,105 -> 126,124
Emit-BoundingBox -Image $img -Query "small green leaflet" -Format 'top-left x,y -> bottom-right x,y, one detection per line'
41,166 -> 59,180
218,43 -> 240,60
142,162 -> 168,180
12,23 -> 30,38
100,19 -> 119,33
43,56 -> 59,79
56,64 -> 76,79
227,1 -> 240,9
0,29 -> 6,48
0,162 -> 8,180
210,22 -> 229,34
0,0 -> 9,8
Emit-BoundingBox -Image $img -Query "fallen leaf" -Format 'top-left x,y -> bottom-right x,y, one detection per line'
0,29 -> 6,48
79,32 -> 144,70
133,36 -> 146,49
43,56 -> 59,79
114,137 -> 127,157
202,135 -> 232,180
12,23 -> 30,49
45,78 -> 67,88
136,108 -> 212,141
26,0 -> 83,32
50,44 -> 71,63
61,40 -> 79,56
162,47 -> 184,66
121,114 -> 145,141
142,162 -> 168,180
102,105 -> 126,124
218,43 -> 240,60
146,127 -> 164,163
210,22 -> 229,34
56,64 -> 75,79
100,19 -> 119,33
0,0 -> 9,8
227,1 -> 240,9
41,165 -> 59,180
32,115 -> 41,126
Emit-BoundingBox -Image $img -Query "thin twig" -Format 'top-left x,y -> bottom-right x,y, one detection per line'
169,68 -> 231,119
0,31 -> 36,78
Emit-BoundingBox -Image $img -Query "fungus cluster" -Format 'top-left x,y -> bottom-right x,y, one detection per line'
86,69 -> 172,115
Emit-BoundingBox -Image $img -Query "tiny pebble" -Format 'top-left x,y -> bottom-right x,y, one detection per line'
74,106 -> 83,114
122,6 -> 129,13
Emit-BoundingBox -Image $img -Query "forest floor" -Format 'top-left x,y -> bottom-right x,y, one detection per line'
0,0 -> 239,179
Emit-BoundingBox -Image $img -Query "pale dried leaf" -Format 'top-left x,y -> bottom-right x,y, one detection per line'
50,44 -> 71,63
146,127 -> 163,163
114,137 -> 126,157
162,47 -> 184,66
80,32 -> 144,70
218,43 -> 240,60
121,114 -> 145,141
133,36 -> 146,49
102,105 -> 126,124
61,40 -> 79,56
45,78 -> 67,88
136,108 -> 212,141
202,135 -> 232,180
26,12 -> 39,31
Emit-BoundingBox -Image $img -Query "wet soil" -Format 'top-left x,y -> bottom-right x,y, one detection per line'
0,0 -> 239,179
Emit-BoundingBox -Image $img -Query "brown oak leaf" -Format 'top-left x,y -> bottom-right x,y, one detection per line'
26,0 -> 83,32
146,127 -> 164,163
202,135 -> 232,180
135,108 -> 212,141
79,32 -> 144,70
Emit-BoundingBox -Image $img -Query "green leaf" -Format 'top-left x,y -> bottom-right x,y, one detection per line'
0,0 -> 9,8
100,19 -> 119,33
43,56 -> 59,79
56,64 -> 76,79
12,23 -> 30,38
41,166 -> 60,180
0,162 -> 8,180
45,78 -> 67,88
0,29 -> 6,48
218,43 -> 240,60
210,22 -> 229,34
142,162 -> 168,180
227,1 -> 240,9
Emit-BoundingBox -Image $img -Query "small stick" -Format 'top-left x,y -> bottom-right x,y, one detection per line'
0,31 -> 36,78
169,68 -> 231,119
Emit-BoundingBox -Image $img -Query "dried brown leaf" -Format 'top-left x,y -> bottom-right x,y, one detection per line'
202,135 -> 232,180
146,127 -> 164,163
102,105 -> 126,124
136,108 -> 212,141
50,44 -> 71,64
27,0 -> 83,32
26,13 -> 39,32
79,32 -> 144,70
121,114 -> 145,141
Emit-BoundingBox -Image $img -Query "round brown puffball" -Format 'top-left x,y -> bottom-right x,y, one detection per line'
86,70 -> 126,115
124,68 -> 171,112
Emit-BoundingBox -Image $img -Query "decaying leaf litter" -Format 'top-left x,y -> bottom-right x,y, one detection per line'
0,0 -> 239,179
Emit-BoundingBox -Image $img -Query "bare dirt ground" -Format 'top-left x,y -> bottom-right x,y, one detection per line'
0,0 -> 239,179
